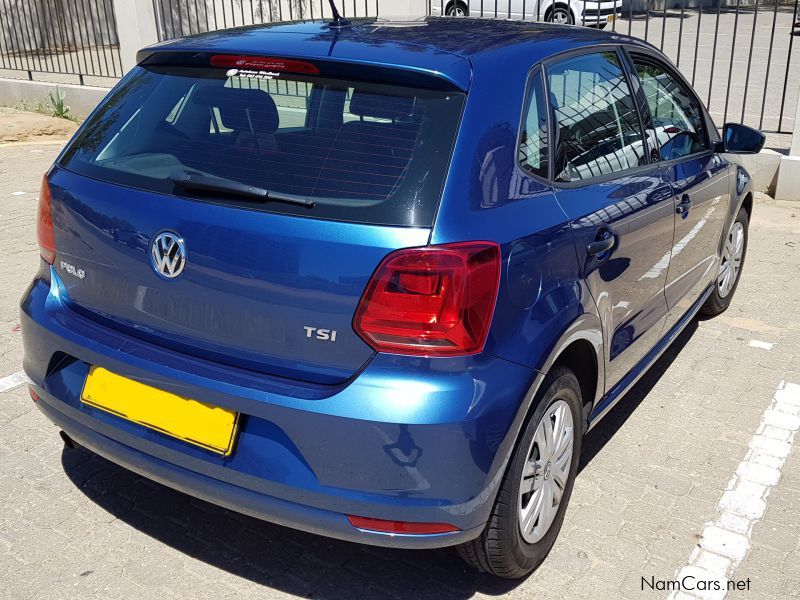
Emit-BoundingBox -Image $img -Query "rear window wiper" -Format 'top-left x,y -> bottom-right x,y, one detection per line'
170,172 -> 315,207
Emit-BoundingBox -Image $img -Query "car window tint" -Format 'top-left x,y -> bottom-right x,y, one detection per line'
343,89 -> 392,124
518,70 -> 549,178
633,59 -> 709,161
547,51 -> 646,183
60,66 -> 465,228
226,76 -> 315,129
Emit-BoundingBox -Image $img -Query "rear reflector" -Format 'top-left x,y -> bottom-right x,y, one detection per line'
210,55 -> 320,74
353,242 -> 501,356
347,515 -> 460,535
37,176 -> 56,264
28,385 -> 39,402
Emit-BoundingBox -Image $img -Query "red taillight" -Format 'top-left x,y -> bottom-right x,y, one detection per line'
353,242 -> 501,357
28,385 -> 39,402
37,176 -> 56,264
210,55 -> 320,74
347,515 -> 460,535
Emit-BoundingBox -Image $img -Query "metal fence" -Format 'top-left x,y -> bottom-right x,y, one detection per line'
430,0 -> 799,134
152,0 -> 381,39
148,0 -> 798,134
2,0 -> 791,134
0,0 -> 122,83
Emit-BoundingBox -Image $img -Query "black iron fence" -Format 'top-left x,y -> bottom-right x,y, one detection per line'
431,0 -> 799,133
152,0 -> 381,39
148,0 -> 797,134
0,0 -> 122,83
1,0 -> 791,134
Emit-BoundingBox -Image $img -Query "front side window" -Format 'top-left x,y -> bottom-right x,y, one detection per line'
633,58 -> 709,161
547,51 -> 647,183
518,70 -> 549,179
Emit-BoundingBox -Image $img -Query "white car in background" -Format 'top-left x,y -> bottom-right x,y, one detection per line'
430,0 -> 622,28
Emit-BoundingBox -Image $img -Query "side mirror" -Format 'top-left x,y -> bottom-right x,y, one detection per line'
722,123 -> 765,154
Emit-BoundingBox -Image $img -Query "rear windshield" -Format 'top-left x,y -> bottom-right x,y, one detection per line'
60,64 -> 465,227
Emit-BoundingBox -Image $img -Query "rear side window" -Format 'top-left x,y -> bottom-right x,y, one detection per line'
547,51 -> 647,183
518,70 -> 549,179
632,58 -> 709,161
60,65 -> 465,227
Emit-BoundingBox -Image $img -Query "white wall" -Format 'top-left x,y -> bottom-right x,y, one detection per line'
150,0 -> 429,41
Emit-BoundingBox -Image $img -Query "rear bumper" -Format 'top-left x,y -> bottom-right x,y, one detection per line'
35,393 -> 484,548
21,269 -> 536,548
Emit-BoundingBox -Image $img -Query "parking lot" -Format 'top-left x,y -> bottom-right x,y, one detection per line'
0,141 -> 799,599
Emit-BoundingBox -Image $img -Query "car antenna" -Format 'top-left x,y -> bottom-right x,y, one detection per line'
327,0 -> 351,28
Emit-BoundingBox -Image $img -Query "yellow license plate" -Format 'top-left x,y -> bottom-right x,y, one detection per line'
81,366 -> 239,456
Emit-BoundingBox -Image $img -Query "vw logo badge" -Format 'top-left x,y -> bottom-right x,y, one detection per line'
150,231 -> 186,279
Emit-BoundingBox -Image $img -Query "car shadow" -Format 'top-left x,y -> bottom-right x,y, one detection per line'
61,447 -> 519,598
60,319 -> 699,597
579,319 -> 698,472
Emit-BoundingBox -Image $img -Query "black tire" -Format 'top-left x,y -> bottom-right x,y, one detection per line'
700,206 -> 749,317
445,1 -> 469,16
545,5 -> 574,25
456,366 -> 583,578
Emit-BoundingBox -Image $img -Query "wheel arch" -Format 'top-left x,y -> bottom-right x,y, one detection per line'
551,339 -> 599,431
740,190 -> 753,219
536,316 -> 604,431
508,313 -> 605,448
718,169 -> 755,260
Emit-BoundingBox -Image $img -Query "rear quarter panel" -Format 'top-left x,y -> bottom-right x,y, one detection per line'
432,53 -> 601,392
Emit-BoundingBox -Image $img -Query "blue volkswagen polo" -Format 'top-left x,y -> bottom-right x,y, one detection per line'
21,15 -> 763,578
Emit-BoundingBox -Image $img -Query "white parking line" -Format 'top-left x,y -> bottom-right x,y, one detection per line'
669,381 -> 800,600
0,370 -> 28,393
748,340 -> 774,351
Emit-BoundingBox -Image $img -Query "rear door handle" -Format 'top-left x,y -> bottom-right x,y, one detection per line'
676,195 -> 692,216
587,229 -> 615,256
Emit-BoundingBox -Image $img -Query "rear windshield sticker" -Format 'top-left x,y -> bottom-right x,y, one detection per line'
226,68 -> 279,80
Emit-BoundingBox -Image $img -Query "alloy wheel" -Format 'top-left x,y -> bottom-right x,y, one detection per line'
550,9 -> 571,24
717,221 -> 745,298
518,399 -> 574,544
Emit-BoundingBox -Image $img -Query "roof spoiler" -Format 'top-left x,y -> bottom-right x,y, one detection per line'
135,50 -> 470,92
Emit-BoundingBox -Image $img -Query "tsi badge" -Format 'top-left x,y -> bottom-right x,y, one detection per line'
304,326 -> 337,342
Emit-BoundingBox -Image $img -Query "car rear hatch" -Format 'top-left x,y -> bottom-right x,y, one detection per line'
50,51 -> 466,385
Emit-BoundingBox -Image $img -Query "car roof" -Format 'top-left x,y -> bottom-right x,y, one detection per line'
138,17 -> 658,91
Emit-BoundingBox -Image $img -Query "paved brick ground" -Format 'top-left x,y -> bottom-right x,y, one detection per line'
0,143 -> 799,599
